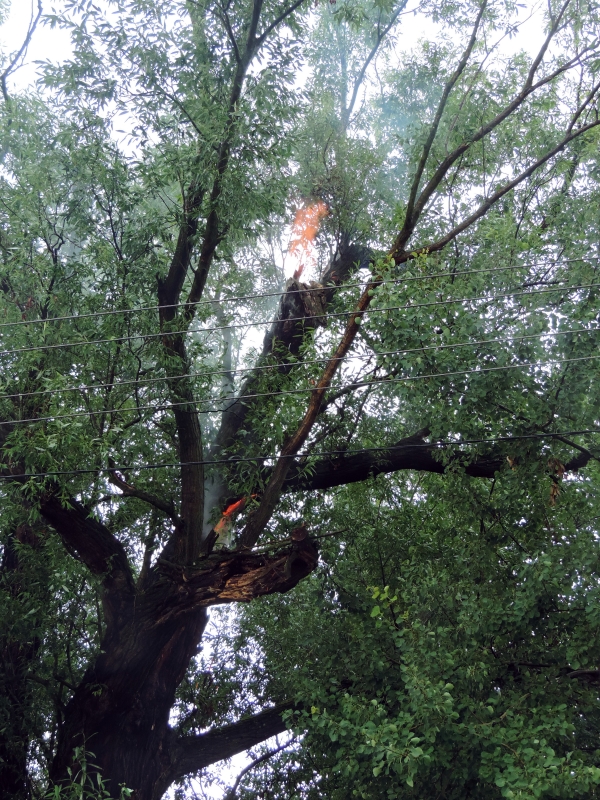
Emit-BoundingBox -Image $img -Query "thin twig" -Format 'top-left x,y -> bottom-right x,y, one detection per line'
223,738 -> 294,800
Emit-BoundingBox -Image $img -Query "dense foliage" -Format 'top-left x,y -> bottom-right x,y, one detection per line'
0,0 -> 600,797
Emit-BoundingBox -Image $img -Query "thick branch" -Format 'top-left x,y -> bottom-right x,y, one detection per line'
157,0 -> 271,568
154,287 -> 205,564
170,702 -> 294,782
39,492 -> 135,626
283,433 -> 501,491
279,432 -> 594,494
203,244 -> 371,543
157,186 -> 204,322
185,0 -> 265,314
147,535 -> 318,624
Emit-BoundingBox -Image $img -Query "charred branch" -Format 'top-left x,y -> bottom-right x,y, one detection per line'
215,243 -> 372,456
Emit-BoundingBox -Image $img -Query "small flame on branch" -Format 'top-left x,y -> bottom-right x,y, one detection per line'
288,201 -> 328,280
214,495 -> 257,537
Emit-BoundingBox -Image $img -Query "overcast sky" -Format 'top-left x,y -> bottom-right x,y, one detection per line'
1,0 -> 546,96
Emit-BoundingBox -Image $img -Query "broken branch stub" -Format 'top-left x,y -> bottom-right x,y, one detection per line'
148,537 -> 318,624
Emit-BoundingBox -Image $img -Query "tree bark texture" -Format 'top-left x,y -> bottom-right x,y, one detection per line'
42,492 -> 317,800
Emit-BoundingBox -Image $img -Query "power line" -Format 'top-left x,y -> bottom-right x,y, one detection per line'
1,429 -> 598,481
2,353 -> 597,427
0,256 -> 595,331
1,325 -> 597,402
0,282 -> 597,359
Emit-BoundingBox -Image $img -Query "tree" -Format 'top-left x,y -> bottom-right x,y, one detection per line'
0,0 -> 599,797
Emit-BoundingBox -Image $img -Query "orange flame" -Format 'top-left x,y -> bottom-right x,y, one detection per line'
288,201 -> 328,280
214,495 -> 256,535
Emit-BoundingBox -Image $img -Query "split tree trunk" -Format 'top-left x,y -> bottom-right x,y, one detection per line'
42,492 -> 318,800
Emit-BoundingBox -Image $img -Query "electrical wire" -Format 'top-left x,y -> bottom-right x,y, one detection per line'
0,255 -> 596,331
2,353 -> 598,427
2,325 -> 597,402
1,282 -> 597,359
1,429 -> 598,481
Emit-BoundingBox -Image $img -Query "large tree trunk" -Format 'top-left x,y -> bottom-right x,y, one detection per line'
0,524 -> 44,800
50,608 -> 208,800
42,492 -> 318,800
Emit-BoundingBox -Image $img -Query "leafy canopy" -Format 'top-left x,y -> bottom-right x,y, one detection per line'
1,0 -> 600,797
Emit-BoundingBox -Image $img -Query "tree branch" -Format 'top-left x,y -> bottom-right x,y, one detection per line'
39,491 -> 135,626
148,534 -> 318,624
402,117 -> 600,262
255,0 -> 308,49
224,738 -> 293,799
239,272 -> 380,548
155,85 -> 206,137
344,0 -> 408,126
203,244 -> 372,543
219,4 -> 242,64
392,0 -> 584,256
0,0 -> 43,104
157,185 -> 205,322
567,78 -> 600,133
107,463 -> 180,524
553,436 -> 600,468
183,0 -> 265,317
170,702 -> 294,783
398,0 -> 488,243
278,430 -> 594,494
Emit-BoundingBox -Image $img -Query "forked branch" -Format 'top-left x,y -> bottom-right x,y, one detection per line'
392,0 -> 584,255
407,117 -> 600,261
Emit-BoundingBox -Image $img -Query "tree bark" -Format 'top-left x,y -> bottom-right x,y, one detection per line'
203,243 -> 372,539
43,494 -> 317,800
279,432 -> 592,492
166,701 -> 294,793
0,524 -> 42,800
